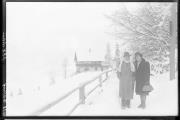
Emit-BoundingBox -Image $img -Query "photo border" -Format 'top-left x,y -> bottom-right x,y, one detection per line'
2,0 -> 179,119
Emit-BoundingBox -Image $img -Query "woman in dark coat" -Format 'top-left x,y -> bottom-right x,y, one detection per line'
134,52 -> 150,109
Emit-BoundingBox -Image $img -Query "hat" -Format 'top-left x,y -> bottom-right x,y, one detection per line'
135,52 -> 143,57
123,52 -> 131,57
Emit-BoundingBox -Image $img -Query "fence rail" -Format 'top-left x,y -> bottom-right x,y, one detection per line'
30,69 -> 113,116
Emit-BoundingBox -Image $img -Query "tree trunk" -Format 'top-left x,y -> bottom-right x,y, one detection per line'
170,3 -> 177,80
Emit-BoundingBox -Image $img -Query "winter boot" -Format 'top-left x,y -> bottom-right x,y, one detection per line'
138,104 -> 143,108
138,95 -> 146,109
121,99 -> 126,109
126,99 -> 131,108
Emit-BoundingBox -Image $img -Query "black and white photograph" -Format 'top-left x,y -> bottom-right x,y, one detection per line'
5,1 -> 178,116
5,117 -> 175,120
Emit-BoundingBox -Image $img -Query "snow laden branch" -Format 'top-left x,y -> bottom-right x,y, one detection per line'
105,3 -> 172,62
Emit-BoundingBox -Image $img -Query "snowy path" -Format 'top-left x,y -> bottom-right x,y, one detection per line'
71,72 -> 178,116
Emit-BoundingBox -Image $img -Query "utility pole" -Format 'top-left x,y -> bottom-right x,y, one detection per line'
170,2 -> 177,80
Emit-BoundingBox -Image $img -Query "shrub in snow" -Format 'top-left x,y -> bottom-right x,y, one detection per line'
10,92 -> 14,97
49,77 -> 56,86
17,88 -> 23,95
37,86 -> 41,91
150,58 -> 169,75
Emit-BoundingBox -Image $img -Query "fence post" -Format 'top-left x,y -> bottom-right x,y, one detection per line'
79,84 -> 85,104
99,75 -> 102,87
106,72 -> 108,80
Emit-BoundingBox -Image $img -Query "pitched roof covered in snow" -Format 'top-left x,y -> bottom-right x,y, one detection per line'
75,49 -> 105,62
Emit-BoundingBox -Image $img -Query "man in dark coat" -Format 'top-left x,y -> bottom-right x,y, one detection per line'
118,52 -> 135,109
134,52 -> 150,109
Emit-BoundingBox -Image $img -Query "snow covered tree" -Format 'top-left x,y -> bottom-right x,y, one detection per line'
114,43 -> 120,59
17,88 -> 22,95
106,3 -> 177,78
114,43 -> 121,68
48,69 -> 57,85
74,52 -> 77,63
104,42 -> 112,65
62,57 -> 68,79
49,72 -> 55,85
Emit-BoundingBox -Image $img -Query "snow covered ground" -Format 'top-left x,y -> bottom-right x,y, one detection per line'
6,71 -> 105,116
6,70 -> 177,116
71,72 -> 178,116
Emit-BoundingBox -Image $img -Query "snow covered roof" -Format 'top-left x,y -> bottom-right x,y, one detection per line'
75,49 -> 105,61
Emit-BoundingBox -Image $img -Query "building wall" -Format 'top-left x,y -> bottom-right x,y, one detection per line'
76,65 -> 104,73
76,61 -> 110,73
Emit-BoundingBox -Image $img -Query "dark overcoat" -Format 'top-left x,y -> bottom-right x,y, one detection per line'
134,58 -> 150,95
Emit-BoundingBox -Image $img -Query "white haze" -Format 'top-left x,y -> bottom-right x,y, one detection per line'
6,2 -> 122,84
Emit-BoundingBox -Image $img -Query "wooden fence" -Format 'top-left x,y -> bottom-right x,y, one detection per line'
30,69 -> 113,116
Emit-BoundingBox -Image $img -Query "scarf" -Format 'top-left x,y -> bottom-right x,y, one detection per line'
117,58 -> 135,72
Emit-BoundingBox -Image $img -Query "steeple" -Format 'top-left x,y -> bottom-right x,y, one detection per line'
74,52 -> 77,63
89,48 -> 91,54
